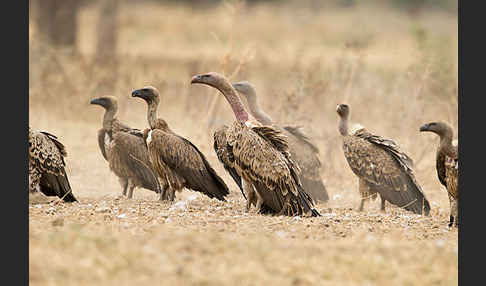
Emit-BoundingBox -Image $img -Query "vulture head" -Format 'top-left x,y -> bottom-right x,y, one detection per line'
232,81 -> 256,97
90,96 -> 118,111
419,122 -> 453,137
131,86 -> 160,104
190,72 -> 233,91
336,104 -> 350,119
191,72 -> 249,122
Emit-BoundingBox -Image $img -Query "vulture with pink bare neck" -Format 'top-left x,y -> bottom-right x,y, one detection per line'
191,72 -> 320,217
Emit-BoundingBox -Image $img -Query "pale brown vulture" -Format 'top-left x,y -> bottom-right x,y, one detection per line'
29,127 -> 77,202
420,122 -> 458,227
191,72 -> 320,217
90,96 -> 161,198
131,86 -> 230,202
336,104 -> 430,215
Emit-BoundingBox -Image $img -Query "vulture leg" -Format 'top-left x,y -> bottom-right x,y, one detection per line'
358,199 -> 366,212
120,178 -> 129,196
380,195 -> 386,212
127,180 -> 136,199
242,180 -> 255,212
255,192 -> 263,213
358,179 -> 368,212
448,194 -> 458,228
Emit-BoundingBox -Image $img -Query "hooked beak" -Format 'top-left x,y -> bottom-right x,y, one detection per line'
419,124 -> 429,132
190,75 -> 203,84
90,98 -> 103,105
131,89 -> 144,99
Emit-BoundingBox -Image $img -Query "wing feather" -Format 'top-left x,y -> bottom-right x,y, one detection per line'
229,122 -> 319,216
109,132 -> 160,193
149,130 -> 229,201
343,130 -> 430,215
97,129 -> 108,161
213,126 -> 244,199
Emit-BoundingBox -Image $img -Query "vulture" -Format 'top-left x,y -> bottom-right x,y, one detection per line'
29,127 -> 77,202
90,96 -> 161,199
191,72 -> 320,217
232,81 -> 329,203
336,104 -> 430,215
131,86 -> 230,202
420,122 -> 458,227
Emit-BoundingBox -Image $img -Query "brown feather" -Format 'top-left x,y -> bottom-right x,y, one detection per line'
106,131 -> 160,193
29,128 -> 77,202
213,125 -> 244,198
226,121 -> 320,217
343,128 -> 430,215
147,128 -> 230,201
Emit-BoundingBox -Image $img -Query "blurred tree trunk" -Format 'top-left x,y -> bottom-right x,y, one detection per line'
96,0 -> 118,61
95,0 -> 119,91
32,0 -> 80,49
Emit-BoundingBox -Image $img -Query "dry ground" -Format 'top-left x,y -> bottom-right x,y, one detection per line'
29,1 -> 457,285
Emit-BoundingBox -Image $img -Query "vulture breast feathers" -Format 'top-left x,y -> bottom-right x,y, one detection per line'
29,129 -> 77,202
343,128 -> 430,215
213,125 -> 245,199
106,130 -> 160,193
97,117 -> 143,161
226,121 -> 320,217
146,127 -> 230,201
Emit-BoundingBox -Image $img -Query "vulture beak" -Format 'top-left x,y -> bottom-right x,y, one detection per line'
419,124 -> 429,132
190,75 -> 203,84
131,89 -> 144,99
90,98 -> 103,106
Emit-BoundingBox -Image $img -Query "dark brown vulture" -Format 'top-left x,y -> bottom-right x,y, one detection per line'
191,72 -> 320,217
90,96 -> 161,199
420,122 -> 458,227
232,80 -> 329,203
29,127 -> 77,202
336,104 -> 430,215
131,86 -> 230,202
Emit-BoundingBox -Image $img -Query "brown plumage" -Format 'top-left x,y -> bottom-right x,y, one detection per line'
90,96 -> 161,198
191,72 -> 320,217
131,86 -> 230,202
337,104 -> 430,215
29,127 -> 77,202
420,122 -> 458,227
232,81 -> 329,203
213,125 -> 245,198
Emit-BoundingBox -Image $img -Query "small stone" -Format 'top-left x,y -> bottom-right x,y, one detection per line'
95,207 -> 110,213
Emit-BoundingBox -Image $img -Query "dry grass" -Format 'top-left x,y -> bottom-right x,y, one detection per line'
29,1 -> 457,285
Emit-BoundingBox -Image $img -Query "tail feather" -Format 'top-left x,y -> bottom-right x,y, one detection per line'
39,171 -> 77,202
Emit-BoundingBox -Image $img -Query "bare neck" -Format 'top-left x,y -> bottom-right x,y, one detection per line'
103,108 -> 117,131
146,100 -> 159,129
245,91 -> 273,125
439,130 -> 456,158
338,116 -> 349,136
216,81 -> 249,122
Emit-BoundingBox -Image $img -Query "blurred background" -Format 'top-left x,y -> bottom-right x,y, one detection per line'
29,0 -> 458,206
